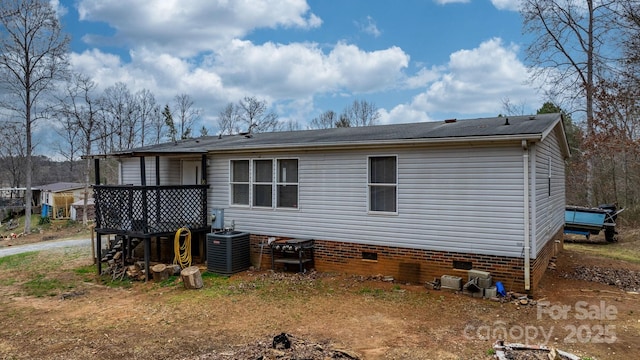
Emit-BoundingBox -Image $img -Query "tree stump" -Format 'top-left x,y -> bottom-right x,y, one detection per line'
152,264 -> 168,282
167,264 -> 182,276
180,266 -> 203,289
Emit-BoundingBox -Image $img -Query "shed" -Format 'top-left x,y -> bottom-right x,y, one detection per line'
70,198 -> 95,221
38,182 -> 92,219
91,113 -> 569,292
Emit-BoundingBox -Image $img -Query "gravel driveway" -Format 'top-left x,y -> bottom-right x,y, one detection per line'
0,238 -> 91,258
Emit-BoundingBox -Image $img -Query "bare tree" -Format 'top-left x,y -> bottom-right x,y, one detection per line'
172,93 -> 200,140
521,0 -> 620,205
54,112 -> 82,175
501,97 -> 528,116
99,82 -> 140,151
591,77 -> 640,208
218,96 -> 280,134
620,1 -> 640,76
340,100 -> 380,127
136,88 -> 161,146
0,121 -> 26,188
217,103 -> 242,135
56,72 -> 103,225
309,110 -> 338,129
237,96 -> 280,133
283,119 -> 301,131
0,0 -> 69,233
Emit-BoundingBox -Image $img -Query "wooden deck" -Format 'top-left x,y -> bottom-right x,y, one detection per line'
93,184 -> 209,279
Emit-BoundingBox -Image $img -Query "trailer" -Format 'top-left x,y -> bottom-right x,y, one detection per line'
564,204 -> 624,242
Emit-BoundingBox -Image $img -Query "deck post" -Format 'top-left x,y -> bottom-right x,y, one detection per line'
94,158 -> 101,185
97,233 -> 102,275
144,238 -> 151,281
94,158 -> 101,275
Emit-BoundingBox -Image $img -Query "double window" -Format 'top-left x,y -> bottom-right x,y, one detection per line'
368,156 -> 397,213
230,159 -> 298,209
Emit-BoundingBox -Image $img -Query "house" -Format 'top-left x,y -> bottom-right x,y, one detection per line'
91,113 -> 569,292
38,182 -> 92,219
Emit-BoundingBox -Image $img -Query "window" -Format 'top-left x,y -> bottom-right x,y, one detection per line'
230,160 -> 249,205
230,158 -> 299,209
277,159 -> 298,208
368,156 -> 397,213
253,159 -> 273,207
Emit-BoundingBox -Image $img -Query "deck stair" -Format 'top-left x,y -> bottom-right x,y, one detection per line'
101,235 -> 142,262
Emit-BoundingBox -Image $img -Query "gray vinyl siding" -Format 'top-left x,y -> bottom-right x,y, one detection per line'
120,157 -> 183,185
532,128 -> 566,257
208,143 -> 527,258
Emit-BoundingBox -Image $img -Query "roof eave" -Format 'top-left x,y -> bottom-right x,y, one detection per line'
208,133 -> 545,154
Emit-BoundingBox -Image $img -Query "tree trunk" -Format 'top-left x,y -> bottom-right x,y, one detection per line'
180,266 -> 203,289
152,264 -> 168,282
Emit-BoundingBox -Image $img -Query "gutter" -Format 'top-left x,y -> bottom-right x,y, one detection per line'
208,134 -> 545,154
522,139 -> 531,291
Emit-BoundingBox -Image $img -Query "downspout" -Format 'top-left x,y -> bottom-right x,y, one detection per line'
522,140 -> 531,291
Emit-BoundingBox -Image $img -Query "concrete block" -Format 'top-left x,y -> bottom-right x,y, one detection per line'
441,275 -> 462,291
484,286 -> 497,299
478,276 -> 493,289
468,269 -> 491,280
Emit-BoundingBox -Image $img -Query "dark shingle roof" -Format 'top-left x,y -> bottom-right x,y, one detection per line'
105,113 -> 564,157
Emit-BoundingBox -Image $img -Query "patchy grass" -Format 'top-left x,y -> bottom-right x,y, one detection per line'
1,231 -> 640,359
0,252 -> 39,270
565,228 -> 640,264
565,243 -> 640,264
23,274 -> 73,297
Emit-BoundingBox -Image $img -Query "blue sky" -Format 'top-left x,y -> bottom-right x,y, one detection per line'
54,0 -> 543,134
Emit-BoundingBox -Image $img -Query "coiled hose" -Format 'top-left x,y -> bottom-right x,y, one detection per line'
173,227 -> 192,268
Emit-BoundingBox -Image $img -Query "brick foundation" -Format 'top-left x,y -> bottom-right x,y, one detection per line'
530,227 -> 564,290
249,228 -> 565,293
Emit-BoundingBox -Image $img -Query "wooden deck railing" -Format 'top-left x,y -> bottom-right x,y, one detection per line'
93,185 -> 209,236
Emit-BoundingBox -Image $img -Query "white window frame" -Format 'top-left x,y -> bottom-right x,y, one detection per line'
252,159 -> 274,208
229,157 -> 300,210
276,158 -> 299,209
229,160 -> 250,206
367,155 -> 398,214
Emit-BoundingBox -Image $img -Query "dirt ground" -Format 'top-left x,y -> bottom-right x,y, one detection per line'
0,226 -> 639,360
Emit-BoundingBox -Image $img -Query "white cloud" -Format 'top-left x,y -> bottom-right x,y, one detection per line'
357,16 -> 382,38
76,0 -> 322,57
378,105 -> 432,125
69,38 -> 410,131
490,0 -> 522,11
50,0 -> 67,17
405,67 -> 442,89
433,0 -> 470,5
68,0 -> 532,133
434,0 -> 521,12
210,40 -> 409,98
383,38 -> 541,123
422,38 -> 534,113
328,43 -> 409,93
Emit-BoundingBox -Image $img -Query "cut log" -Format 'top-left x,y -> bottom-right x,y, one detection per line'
180,266 -> 203,289
152,264 -> 168,282
168,264 -> 182,276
